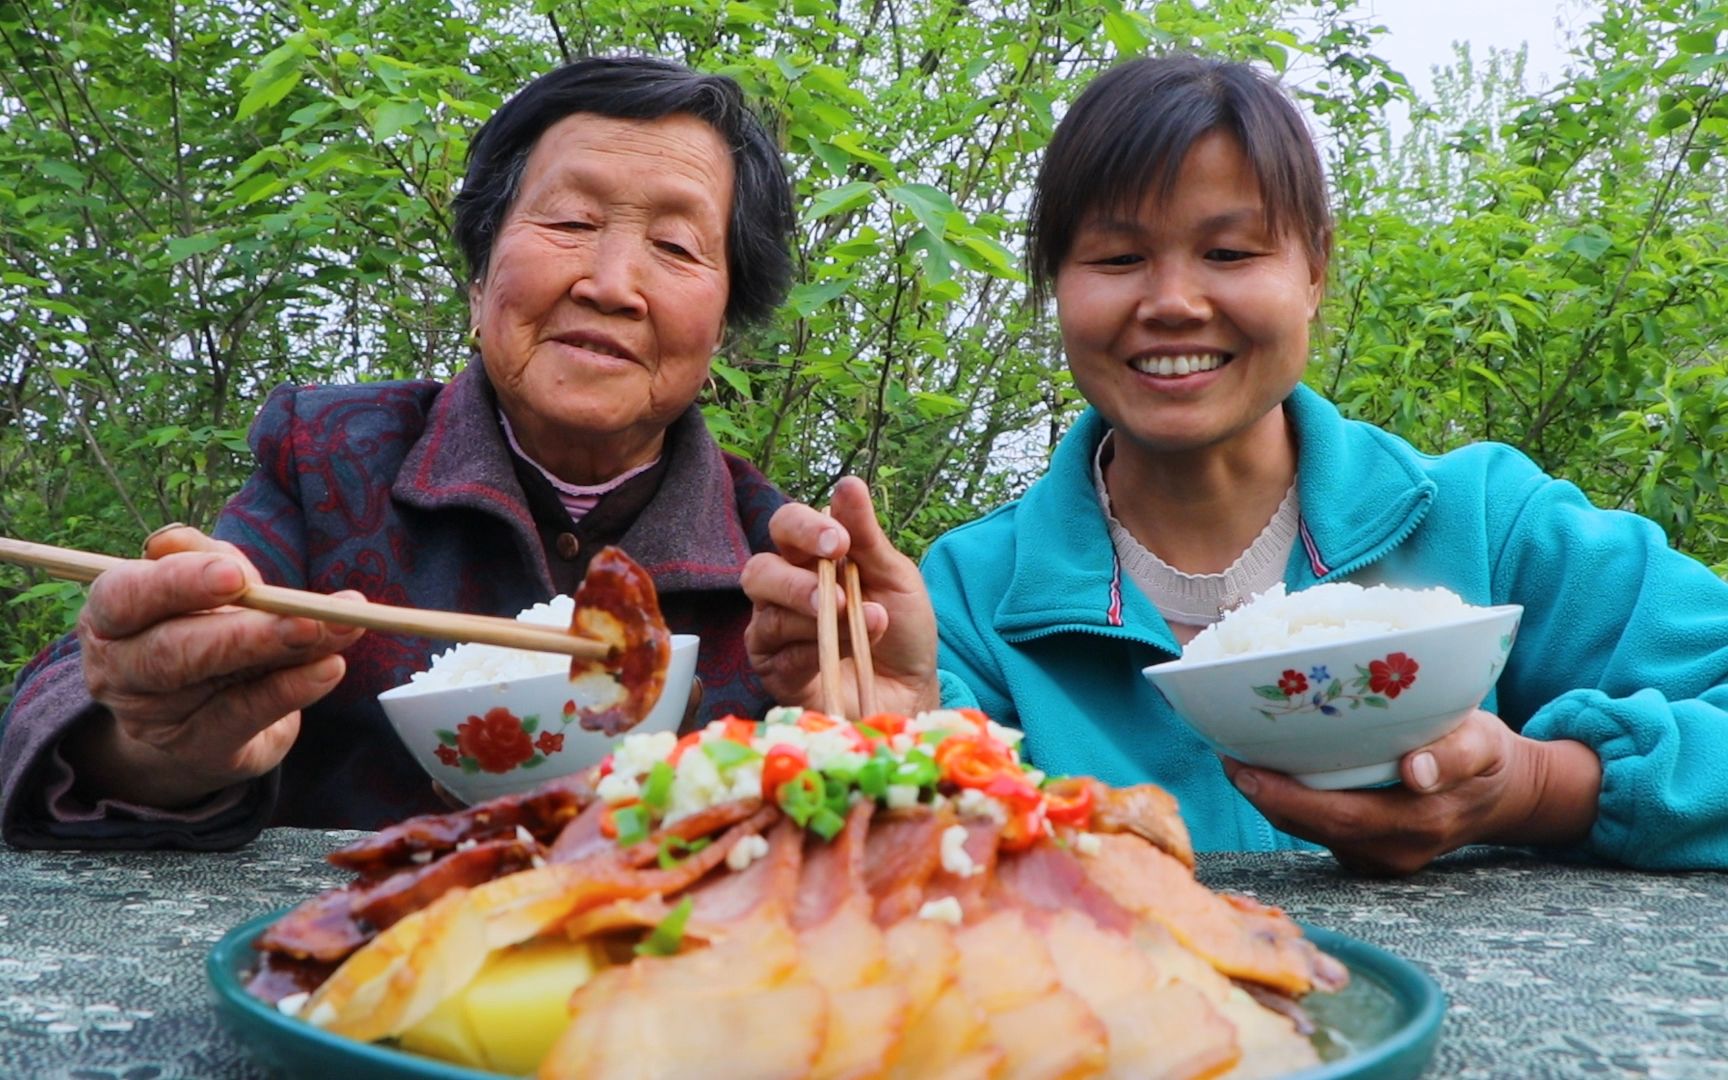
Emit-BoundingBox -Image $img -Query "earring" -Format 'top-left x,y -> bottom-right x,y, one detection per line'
468,326 -> 481,349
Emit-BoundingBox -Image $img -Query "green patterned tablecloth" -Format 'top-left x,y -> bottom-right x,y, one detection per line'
3,832 -> 1725,1079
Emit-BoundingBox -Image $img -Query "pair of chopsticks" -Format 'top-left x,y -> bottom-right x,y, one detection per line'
815,552 -> 879,721
0,536 -> 612,660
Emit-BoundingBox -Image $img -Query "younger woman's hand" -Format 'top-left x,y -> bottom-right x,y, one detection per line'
1221,709 -> 1602,875
742,476 -> 941,717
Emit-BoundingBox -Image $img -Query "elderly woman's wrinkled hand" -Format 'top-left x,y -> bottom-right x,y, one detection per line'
67,526 -> 364,809
1221,709 -> 1603,876
742,476 -> 941,717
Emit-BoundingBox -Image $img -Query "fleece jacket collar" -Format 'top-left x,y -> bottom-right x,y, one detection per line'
391,361 -> 755,597
993,384 -> 1436,646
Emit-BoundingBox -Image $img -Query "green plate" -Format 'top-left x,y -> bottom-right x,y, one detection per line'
208,911 -> 1444,1079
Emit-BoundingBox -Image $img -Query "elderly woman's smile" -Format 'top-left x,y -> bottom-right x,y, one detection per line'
470,112 -> 734,486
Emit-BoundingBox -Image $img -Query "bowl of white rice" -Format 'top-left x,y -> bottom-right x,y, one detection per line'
1142,583 -> 1521,789
378,595 -> 698,804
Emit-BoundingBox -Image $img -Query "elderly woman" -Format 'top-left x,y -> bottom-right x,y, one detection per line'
0,56 -> 795,849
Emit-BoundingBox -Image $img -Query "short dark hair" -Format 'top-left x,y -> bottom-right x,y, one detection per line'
1028,54 -> 1332,302
453,55 -> 795,329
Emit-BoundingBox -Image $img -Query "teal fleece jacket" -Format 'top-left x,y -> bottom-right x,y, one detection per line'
923,385 -> 1728,868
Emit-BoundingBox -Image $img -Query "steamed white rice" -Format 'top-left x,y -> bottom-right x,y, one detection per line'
1180,582 -> 1476,663
405,595 -> 576,690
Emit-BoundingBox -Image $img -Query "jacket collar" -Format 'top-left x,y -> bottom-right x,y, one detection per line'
392,360 -> 752,596
1284,384 -> 1435,581
994,384 -> 1434,640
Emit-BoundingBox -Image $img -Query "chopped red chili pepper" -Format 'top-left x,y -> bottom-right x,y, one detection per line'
936,735 -> 1014,790
720,716 -> 758,745
760,744 -> 810,800
999,805 -> 1046,852
859,712 -> 910,739
1041,777 -> 1096,827
666,731 -> 704,766
984,772 -> 1042,811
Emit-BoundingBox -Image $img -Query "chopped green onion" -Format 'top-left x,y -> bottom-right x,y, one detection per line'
656,835 -> 711,870
635,896 -> 695,957
856,758 -> 889,799
892,749 -> 939,789
856,723 -> 885,742
822,762 -> 860,788
918,730 -> 950,746
809,806 -> 847,841
778,768 -> 825,826
613,804 -> 651,847
702,739 -> 763,772
641,761 -> 675,811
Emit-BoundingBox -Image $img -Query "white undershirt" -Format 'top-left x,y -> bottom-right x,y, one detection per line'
1092,430 -> 1299,633
498,410 -> 660,523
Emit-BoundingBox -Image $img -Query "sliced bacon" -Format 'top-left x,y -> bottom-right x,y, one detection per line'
254,758 -> 1350,1080
792,799 -> 874,932
688,816 -> 804,928
991,838 -> 1136,936
1091,782 -> 1195,868
919,817 -> 1001,924
1080,832 -> 1336,996
244,952 -> 339,1006
328,774 -> 592,875
258,839 -> 538,962
351,838 -> 540,931
862,807 -> 946,927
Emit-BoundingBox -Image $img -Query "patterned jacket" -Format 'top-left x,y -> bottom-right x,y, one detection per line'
0,363 -> 786,848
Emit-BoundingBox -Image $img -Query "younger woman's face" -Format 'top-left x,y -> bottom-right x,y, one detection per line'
1054,130 -> 1324,462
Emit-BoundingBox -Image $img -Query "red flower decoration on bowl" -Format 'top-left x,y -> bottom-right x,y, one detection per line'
1277,669 -> 1309,697
456,707 -> 535,773
1367,652 -> 1420,699
535,730 -> 565,756
433,744 -> 461,767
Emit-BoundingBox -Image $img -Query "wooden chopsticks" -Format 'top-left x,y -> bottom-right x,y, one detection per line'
814,524 -> 878,720
0,536 -> 613,661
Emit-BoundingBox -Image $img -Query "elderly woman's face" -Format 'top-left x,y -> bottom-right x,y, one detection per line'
470,112 -> 732,482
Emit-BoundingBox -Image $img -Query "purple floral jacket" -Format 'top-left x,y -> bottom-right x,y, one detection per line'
0,364 -> 786,849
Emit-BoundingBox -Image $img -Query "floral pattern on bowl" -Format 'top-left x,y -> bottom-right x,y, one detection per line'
431,699 -> 583,775
1252,653 -> 1421,719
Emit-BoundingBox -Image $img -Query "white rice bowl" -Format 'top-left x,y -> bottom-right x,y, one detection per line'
1144,582 -> 1522,788
1180,582 -> 1477,663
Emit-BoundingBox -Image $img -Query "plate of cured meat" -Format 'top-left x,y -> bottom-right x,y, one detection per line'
208,707 -> 1444,1079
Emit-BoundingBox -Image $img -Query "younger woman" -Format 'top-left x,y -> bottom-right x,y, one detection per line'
742,54 -> 1728,873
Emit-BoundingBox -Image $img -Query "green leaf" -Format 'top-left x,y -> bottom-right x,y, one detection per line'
1102,10 -> 1151,55
373,98 -> 427,139
805,180 -> 875,221
907,228 -> 956,285
165,234 -> 224,263
1654,105 -> 1694,133
1562,230 -> 1613,261
236,68 -> 304,122
1253,685 -> 1290,702
1678,31 -> 1718,54
39,160 -> 84,189
229,174 -> 285,207
788,279 -> 851,317
827,132 -> 897,180
886,183 -> 958,235
709,359 -> 751,397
